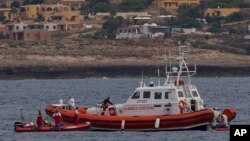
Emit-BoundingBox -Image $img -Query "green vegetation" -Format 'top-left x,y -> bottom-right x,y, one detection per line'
174,35 -> 187,43
81,0 -> 153,14
205,11 -> 247,33
207,0 -> 250,8
225,13 -> 244,22
208,24 -> 222,33
205,16 -> 224,33
0,13 -> 6,22
227,26 -> 245,35
81,0 -> 113,15
178,5 -> 202,19
93,16 -> 124,39
163,5 -> 202,28
23,0 -> 45,5
0,31 -> 8,39
11,1 -> 20,8
119,0 -> 153,11
92,2 -> 110,12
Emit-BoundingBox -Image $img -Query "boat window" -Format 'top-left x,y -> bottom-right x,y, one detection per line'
143,91 -> 150,99
185,91 -> 192,98
154,105 -> 161,107
178,91 -> 184,97
192,91 -> 199,97
165,92 -> 169,99
154,92 -> 162,99
132,92 -> 140,99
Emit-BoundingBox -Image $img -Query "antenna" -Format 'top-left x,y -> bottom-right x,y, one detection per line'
158,68 -> 160,86
141,70 -> 144,87
19,106 -> 25,124
168,42 -> 172,77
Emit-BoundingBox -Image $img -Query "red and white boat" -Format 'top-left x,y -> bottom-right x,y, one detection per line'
14,121 -> 91,132
45,45 -> 236,131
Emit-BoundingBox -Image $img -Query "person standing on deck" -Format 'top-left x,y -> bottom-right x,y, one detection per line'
101,97 -> 113,115
68,96 -> 75,110
53,110 -> 62,128
74,108 -> 79,125
36,110 -> 43,127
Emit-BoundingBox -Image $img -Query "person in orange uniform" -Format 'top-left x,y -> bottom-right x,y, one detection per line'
53,110 -> 62,128
36,110 -> 43,127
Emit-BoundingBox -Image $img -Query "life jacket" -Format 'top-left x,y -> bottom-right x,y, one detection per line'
53,113 -> 61,125
36,115 -> 43,126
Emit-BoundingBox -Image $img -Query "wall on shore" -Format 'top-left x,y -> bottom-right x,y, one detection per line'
0,65 -> 250,80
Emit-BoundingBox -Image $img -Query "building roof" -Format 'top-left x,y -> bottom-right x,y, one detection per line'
10,29 -> 50,33
119,25 -> 141,30
134,16 -> 151,20
6,22 -> 59,26
158,15 -> 176,18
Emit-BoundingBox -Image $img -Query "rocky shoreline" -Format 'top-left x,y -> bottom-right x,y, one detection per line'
0,37 -> 250,79
1,65 -> 250,80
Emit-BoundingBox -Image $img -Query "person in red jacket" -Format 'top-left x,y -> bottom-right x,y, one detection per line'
36,110 -> 43,127
74,108 -> 79,125
53,110 -> 62,128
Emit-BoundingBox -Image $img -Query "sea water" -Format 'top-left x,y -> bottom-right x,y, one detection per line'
0,77 -> 249,141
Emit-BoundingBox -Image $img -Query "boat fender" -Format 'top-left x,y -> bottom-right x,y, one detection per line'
178,100 -> 187,114
109,106 -> 116,116
121,120 -> 125,130
155,118 -> 160,129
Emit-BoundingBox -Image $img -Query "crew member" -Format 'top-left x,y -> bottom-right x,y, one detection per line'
53,110 -> 62,128
101,97 -> 113,115
68,96 -> 75,110
43,116 -> 51,126
74,108 -> 79,125
36,110 -> 43,127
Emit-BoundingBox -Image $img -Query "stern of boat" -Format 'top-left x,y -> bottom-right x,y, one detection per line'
211,107 -> 236,130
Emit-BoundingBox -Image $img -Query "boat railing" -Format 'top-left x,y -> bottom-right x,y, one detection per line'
183,85 -> 192,98
165,44 -> 196,85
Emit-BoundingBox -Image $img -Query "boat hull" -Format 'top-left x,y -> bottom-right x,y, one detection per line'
45,105 -> 215,131
14,122 -> 90,132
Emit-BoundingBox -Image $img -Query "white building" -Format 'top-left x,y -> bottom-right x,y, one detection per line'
8,23 -> 28,31
116,26 -> 143,39
6,22 -> 59,32
116,23 -> 170,39
44,23 -> 58,31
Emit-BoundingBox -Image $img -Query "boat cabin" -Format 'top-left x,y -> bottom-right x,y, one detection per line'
87,45 -> 205,116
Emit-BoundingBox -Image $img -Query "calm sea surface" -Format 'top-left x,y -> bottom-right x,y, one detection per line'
0,77 -> 249,141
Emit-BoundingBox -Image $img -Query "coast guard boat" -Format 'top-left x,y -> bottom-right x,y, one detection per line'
45,45 -> 236,131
